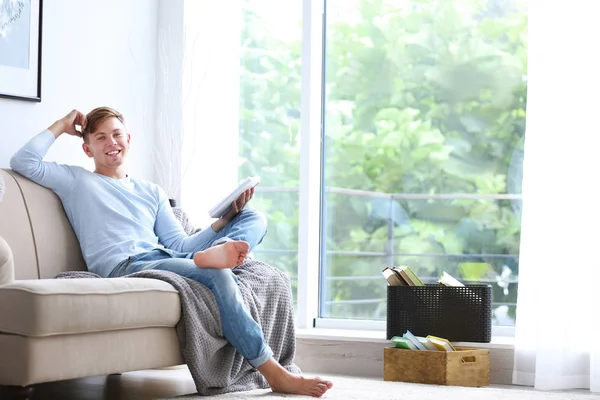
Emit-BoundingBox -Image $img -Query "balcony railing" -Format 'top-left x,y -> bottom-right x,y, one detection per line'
253,186 -> 521,315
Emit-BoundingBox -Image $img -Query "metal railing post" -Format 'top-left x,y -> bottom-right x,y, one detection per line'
387,195 -> 394,267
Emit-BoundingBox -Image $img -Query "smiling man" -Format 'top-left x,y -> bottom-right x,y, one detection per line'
9,107 -> 333,397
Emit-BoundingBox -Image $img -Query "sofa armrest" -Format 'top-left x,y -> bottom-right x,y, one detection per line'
0,237 -> 14,286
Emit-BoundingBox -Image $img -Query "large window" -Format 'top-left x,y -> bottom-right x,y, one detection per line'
237,0 -> 527,329
322,0 -> 527,326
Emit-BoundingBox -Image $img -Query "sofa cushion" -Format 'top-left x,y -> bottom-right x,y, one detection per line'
0,278 -> 180,337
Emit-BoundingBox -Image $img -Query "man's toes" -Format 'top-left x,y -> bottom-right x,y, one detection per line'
314,377 -> 332,388
319,380 -> 333,389
234,241 -> 250,252
315,384 -> 327,394
236,255 -> 245,265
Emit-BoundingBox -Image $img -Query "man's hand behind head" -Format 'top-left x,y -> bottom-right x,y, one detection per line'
49,109 -> 87,139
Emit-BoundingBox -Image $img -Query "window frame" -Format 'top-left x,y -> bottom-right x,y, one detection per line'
296,0 -> 325,329
296,0 -> 520,337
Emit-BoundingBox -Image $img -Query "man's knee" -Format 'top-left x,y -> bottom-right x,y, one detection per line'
255,210 -> 268,236
209,267 -> 237,283
241,208 -> 267,235
207,268 -> 239,296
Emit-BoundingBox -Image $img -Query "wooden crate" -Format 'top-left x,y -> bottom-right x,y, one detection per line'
384,347 -> 490,387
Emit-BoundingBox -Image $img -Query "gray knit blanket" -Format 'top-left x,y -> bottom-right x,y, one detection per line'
57,260 -> 300,395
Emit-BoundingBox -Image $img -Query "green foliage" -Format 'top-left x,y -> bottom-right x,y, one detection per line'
239,0 -> 527,324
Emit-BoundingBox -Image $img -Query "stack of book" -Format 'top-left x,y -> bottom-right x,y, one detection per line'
381,266 -> 424,286
382,266 -> 464,287
391,330 -> 456,351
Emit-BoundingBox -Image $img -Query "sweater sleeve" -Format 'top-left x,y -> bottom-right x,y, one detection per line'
153,187 -> 219,253
9,130 -> 76,197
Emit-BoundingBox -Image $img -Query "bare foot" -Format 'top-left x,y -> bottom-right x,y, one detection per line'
193,241 -> 250,269
258,359 -> 333,398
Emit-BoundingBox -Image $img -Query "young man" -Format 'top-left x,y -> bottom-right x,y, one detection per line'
10,107 -> 333,398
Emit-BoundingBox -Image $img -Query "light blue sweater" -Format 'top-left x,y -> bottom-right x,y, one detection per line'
10,130 -> 215,277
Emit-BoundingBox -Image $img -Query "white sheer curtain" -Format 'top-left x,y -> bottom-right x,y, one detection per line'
513,0 -> 600,392
154,0 -> 241,227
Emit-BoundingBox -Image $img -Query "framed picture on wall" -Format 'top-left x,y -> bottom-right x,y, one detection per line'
0,0 -> 43,102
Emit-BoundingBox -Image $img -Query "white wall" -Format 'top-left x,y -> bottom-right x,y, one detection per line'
0,0 -> 158,181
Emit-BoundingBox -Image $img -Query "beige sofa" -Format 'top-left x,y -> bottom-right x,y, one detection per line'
0,168 -> 185,397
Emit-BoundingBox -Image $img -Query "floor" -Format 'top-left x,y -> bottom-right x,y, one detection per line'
0,368 -> 196,400
0,367 -> 595,400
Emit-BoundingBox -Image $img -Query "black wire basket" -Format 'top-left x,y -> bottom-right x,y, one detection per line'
386,284 -> 492,342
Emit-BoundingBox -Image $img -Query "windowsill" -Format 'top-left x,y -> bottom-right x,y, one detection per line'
296,328 -> 515,350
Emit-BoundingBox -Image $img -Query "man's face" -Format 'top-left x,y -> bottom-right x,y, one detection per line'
82,117 -> 131,170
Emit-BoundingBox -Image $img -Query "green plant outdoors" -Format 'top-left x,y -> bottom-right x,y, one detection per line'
238,0 -> 527,324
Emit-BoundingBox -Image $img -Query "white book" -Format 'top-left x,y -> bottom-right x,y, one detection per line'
438,271 -> 464,287
403,330 -> 428,351
208,176 -> 261,218
418,337 -> 439,351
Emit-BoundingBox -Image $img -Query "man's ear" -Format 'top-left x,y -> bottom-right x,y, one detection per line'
82,142 -> 93,158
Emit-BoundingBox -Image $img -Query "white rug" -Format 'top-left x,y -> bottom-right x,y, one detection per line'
160,375 -> 599,399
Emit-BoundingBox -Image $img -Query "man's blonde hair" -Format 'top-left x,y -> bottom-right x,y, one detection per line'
82,107 -> 125,143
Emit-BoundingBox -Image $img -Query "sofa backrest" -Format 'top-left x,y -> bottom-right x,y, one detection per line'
0,168 -> 86,279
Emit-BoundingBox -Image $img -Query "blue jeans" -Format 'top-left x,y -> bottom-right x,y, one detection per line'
109,209 -> 272,367
184,207 -> 268,251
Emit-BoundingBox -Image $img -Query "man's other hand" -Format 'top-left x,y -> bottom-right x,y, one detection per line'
224,188 -> 254,221
211,188 -> 254,232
